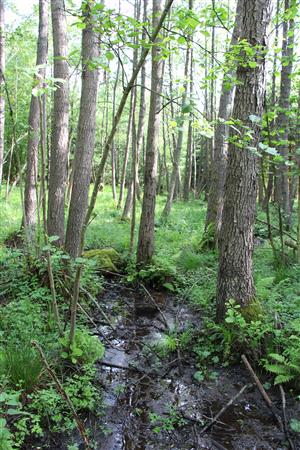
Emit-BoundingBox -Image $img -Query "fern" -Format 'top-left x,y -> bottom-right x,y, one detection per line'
274,374 -> 294,385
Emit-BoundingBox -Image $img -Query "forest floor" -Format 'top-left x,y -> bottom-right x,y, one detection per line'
1,189 -> 300,449
93,280 -> 300,450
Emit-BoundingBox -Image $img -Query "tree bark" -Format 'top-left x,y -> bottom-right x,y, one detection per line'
276,0 -> 295,229
23,0 -> 48,238
205,0 -> 242,241
65,1 -> 100,258
183,48 -> 193,201
136,0 -> 164,266
0,0 -> 4,189
161,33 -> 191,219
47,0 -> 69,244
216,0 -> 271,321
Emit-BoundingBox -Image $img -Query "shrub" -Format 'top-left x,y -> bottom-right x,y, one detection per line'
60,328 -> 105,365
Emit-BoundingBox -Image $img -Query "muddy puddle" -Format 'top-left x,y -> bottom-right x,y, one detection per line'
90,280 -> 300,450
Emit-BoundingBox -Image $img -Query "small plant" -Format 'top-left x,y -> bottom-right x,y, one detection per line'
150,406 -> 187,433
60,328 -> 105,365
0,344 -> 43,390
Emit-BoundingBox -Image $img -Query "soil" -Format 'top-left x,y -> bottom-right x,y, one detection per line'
88,279 -> 300,450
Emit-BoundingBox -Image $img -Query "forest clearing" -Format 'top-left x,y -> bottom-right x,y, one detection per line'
0,0 -> 300,449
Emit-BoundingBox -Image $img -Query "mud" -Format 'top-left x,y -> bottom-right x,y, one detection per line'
91,280 -> 300,450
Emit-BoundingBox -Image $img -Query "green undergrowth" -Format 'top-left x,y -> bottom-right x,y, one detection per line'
0,244 -> 105,449
1,188 -> 300,438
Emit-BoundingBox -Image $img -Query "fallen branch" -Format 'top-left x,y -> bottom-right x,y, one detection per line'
241,355 -> 285,435
77,303 -> 111,346
32,340 -> 90,449
80,285 -> 116,330
279,384 -> 296,450
139,282 -> 169,329
100,360 -> 145,375
199,383 -> 250,435
256,218 -> 297,242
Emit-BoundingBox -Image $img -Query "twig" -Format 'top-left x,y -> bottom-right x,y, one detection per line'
77,303 -> 111,346
31,341 -> 90,449
279,385 -> 296,450
100,360 -> 145,375
139,282 -> 169,329
199,383 -> 250,435
241,355 -> 284,432
80,285 -> 116,330
256,218 -> 297,242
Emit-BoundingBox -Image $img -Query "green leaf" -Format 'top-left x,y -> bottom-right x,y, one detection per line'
193,371 -> 204,382
248,61 -> 257,68
6,408 -> 21,415
105,51 -> 114,61
177,36 -> 186,44
290,418 -> 300,433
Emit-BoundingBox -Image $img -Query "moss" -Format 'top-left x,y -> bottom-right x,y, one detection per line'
241,298 -> 263,322
83,248 -> 123,272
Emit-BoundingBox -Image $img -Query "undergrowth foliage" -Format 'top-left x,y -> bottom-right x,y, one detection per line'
0,246 -> 105,449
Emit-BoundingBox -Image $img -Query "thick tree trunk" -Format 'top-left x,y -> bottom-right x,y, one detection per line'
65,2 -> 100,258
136,0 -> 164,266
23,0 -> 48,237
205,0 -> 242,240
216,0 -> 271,321
276,0 -> 295,229
0,0 -> 4,189
47,0 -> 69,244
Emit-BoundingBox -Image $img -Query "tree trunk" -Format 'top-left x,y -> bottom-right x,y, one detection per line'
47,0 -> 69,244
65,1 -> 100,258
161,37 -> 191,219
183,48 -> 193,201
23,0 -> 48,238
0,0 -> 4,189
276,0 -> 295,229
205,0 -> 242,240
136,0 -> 164,266
216,0 -> 271,321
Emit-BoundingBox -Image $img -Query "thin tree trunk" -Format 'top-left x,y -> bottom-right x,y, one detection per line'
0,0 -> 4,189
47,0 -> 69,244
111,61 -> 119,201
276,0 -> 295,229
122,0 -> 147,215
23,0 -> 48,240
65,2 -> 100,258
216,0 -> 271,321
183,48 -> 193,201
118,90 -> 134,210
136,0 -> 164,266
80,0 -> 174,252
161,36 -> 191,219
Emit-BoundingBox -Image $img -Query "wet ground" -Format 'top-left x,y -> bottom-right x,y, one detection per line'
91,280 -> 300,450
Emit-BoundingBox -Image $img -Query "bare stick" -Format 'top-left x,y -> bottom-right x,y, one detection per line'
139,282 -> 169,329
241,355 -> 284,432
31,340 -> 90,449
199,383 -> 250,435
279,384 -> 296,450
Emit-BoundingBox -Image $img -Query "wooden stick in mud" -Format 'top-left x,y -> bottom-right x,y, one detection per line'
279,384 -> 296,450
241,355 -> 284,432
199,383 -> 250,435
139,282 -> 170,329
31,341 -> 90,449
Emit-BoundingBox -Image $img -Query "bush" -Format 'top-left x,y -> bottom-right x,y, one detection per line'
60,328 -> 105,365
